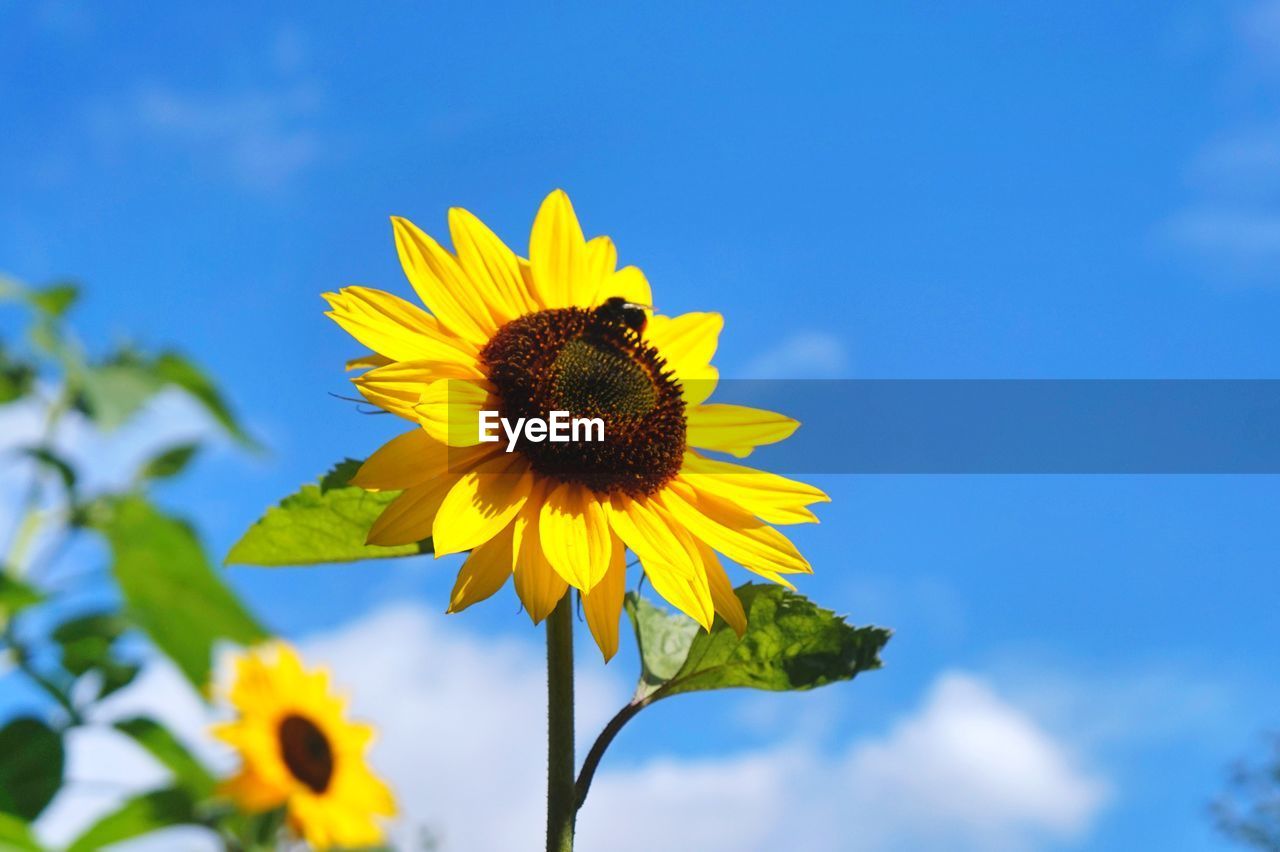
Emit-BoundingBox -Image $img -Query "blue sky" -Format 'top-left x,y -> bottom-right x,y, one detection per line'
4,2 -> 1280,850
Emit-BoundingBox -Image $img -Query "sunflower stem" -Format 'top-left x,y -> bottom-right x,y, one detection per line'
546,596 -> 576,852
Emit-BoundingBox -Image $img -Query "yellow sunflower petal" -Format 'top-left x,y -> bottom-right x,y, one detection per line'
583,236 -> 618,305
391,216 -> 499,344
657,485 -> 811,576
432,453 -> 532,556
686,403 -> 800,458
345,353 -> 391,372
449,206 -> 540,321
447,521 -> 516,613
412,378 -> 497,446
513,483 -> 568,623
529,189 -> 591,309
324,287 -> 478,365
678,453 -> 828,525
365,473 -> 460,546
602,494 -> 698,579
350,428 -> 443,491
697,539 -> 747,637
352,359 -> 486,421
645,312 -> 722,405
641,552 -> 715,632
582,532 -> 627,661
539,482 -> 612,592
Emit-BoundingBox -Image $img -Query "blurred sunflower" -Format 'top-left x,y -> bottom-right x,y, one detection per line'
325,190 -> 828,659
213,643 -> 395,849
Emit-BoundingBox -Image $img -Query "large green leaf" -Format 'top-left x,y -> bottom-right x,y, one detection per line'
94,496 -> 267,689
226,460 -> 432,567
65,787 -> 197,852
115,718 -> 215,798
0,811 -> 40,851
627,584 -> 890,700
0,717 -> 64,821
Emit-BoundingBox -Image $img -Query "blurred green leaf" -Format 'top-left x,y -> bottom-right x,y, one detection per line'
94,496 -> 267,689
115,718 -> 215,798
152,352 -> 257,449
52,612 -> 139,699
627,584 -> 890,700
139,443 -> 200,481
0,575 -> 43,619
0,345 -> 35,405
78,363 -> 161,430
19,447 -> 76,492
227,459 -> 432,567
65,787 -> 196,852
28,283 -> 79,317
77,350 -> 257,448
0,811 -> 40,851
0,717 -> 64,821
52,612 -> 129,645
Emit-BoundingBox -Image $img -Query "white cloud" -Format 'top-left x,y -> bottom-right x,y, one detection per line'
84,27 -> 325,192
739,331 -> 851,379
578,673 -> 1109,852
32,602 -> 1111,852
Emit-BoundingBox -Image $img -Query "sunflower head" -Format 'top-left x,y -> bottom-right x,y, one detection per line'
325,190 -> 829,661
213,642 -> 396,850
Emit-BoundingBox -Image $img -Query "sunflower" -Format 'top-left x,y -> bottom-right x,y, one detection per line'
324,190 -> 828,659
213,643 -> 396,849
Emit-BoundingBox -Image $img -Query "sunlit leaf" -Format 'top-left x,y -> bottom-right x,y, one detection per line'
93,496 -> 267,689
0,717 -> 64,821
28,283 -> 79,317
627,584 -> 890,700
115,718 -> 215,798
226,459 -> 432,567
0,811 -> 40,851
65,787 -> 197,852
627,595 -> 699,698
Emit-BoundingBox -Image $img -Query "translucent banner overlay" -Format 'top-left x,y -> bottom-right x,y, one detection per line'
708,380 -> 1280,474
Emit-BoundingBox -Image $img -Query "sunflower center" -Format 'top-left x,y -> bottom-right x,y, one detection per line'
279,714 -> 334,794
480,306 -> 686,496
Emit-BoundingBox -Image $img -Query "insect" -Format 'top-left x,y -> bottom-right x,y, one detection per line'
594,296 -> 651,333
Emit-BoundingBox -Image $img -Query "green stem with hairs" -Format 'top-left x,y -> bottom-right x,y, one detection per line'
545,596 -> 576,852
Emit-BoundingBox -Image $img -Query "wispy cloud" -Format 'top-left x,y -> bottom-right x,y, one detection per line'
740,330 -> 851,379
1162,1 -> 1280,277
87,26 -> 326,193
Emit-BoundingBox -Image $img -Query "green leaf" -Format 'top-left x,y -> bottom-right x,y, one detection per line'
19,447 -> 77,492
0,718 -> 64,821
78,363 -> 163,431
627,595 -> 699,697
52,612 -> 139,699
77,350 -> 257,448
93,496 -> 267,689
139,443 -> 200,481
0,575 -> 43,618
0,345 -> 35,405
151,352 -> 258,450
114,718 -> 215,798
226,459 -> 432,566
65,787 -> 196,852
28,283 -> 79,317
0,811 -> 40,851
627,584 -> 890,700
